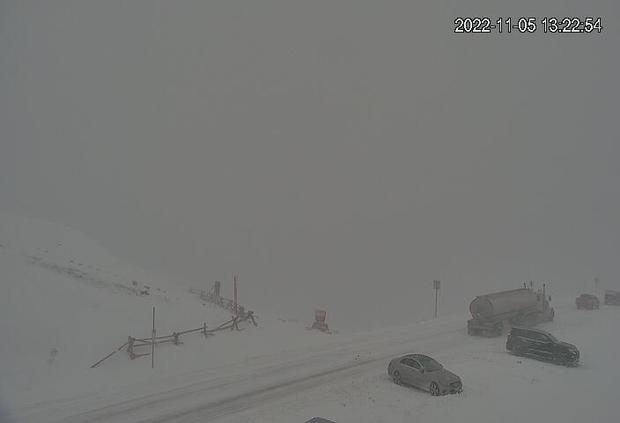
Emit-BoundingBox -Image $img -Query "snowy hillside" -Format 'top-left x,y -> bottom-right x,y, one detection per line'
2,213 -> 619,423
0,213 -> 320,419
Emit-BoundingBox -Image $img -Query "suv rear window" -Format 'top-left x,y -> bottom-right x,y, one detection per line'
529,332 -> 548,341
512,328 -> 557,342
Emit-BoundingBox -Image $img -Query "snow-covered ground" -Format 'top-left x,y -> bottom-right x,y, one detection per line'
220,302 -> 620,423
2,213 -> 619,423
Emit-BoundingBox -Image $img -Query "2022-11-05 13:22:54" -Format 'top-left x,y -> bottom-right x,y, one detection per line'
453,17 -> 603,34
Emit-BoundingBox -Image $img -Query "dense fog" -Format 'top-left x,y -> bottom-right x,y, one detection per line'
1,0 -> 619,329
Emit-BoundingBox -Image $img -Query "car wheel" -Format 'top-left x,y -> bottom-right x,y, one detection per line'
559,354 -> 576,367
392,371 -> 402,385
429,382 -> 440,396
555,352 -> 567,365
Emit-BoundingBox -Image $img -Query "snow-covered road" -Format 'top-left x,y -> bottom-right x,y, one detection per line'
34,317 -> 468,423
20,300 -> 620,423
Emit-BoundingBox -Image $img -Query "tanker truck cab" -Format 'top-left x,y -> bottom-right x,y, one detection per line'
524,291 -> 554,324
467,286 -> 554,337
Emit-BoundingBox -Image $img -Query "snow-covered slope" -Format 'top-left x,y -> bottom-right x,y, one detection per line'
2,213 -> 619,423
0,213 -> 318,418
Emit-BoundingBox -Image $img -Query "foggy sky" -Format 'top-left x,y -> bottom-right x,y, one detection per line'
1,1 -> 619,329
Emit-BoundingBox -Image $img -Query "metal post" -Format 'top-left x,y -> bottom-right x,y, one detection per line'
151,306 -> 155,369
233,274 -> 238,316
542,284 -> 546,315
433,280 -> 440,318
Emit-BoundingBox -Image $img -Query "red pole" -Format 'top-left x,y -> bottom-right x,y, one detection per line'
233,274 -> 238,316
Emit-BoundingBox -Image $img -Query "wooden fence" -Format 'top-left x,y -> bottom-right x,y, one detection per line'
90,312 -> 257,368
189,283 -> 253,318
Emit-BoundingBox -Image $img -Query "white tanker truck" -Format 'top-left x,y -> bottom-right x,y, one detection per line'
467,285 -> 554,337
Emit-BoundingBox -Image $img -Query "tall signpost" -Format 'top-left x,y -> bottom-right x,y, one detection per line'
433,280 -> 441,318
151,306 -> 155,369
234,274 -> 238,316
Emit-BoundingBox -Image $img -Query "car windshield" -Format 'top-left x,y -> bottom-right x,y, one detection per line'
417,356 -> 443,372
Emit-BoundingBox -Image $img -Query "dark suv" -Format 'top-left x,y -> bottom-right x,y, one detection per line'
604,290 -> 620,305
506,327 -> 579,366
576,293 -> 600,310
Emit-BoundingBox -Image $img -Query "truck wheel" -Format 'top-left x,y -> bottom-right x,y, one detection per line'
393,371 -> 402,385
429,382 -> 440,396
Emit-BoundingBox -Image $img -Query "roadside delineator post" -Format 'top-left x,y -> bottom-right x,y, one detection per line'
433,280 -> 441,318
151,307 -> 155,368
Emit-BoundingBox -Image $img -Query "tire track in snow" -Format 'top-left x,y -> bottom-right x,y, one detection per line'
52,324 -> 469,423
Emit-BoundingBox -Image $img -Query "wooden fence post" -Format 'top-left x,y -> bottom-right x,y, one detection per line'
151,307 -> 155,369
247,311 -> 257,327
233,274 -> 238,316
127,336 -> 135,359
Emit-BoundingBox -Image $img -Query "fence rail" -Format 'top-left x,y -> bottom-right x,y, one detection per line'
90,311 -> 258,368
189,284 -> 253,318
